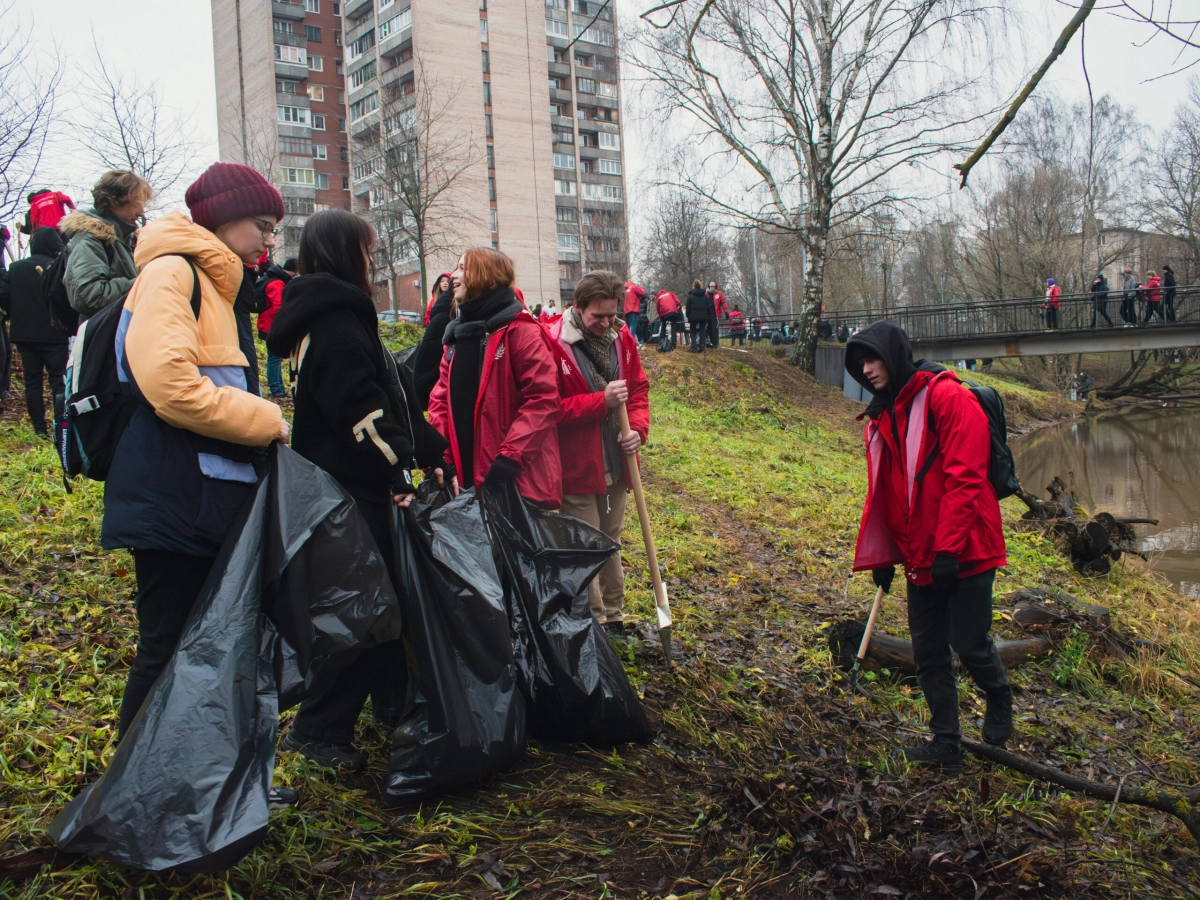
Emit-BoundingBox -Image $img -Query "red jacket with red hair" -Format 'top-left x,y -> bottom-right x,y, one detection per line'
428,310 -> 563,507
548,315 -> 649,495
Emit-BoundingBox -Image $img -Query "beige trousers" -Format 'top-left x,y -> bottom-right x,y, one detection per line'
560,482 -> 628,624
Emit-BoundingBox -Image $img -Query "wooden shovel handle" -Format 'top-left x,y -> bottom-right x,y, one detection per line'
616,404 -> 669,614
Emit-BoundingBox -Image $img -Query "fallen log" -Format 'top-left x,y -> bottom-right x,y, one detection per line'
961,738 -> 1200,844
829,621 -> 1052,676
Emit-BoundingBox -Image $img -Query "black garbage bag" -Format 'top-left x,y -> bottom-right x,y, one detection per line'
481,482 -> 652,745
50,444 -> 402,871
381,484 -> 527,807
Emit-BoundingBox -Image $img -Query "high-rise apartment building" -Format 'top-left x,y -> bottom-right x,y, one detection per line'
213,0 -> 628,311
211,0 -> 351,261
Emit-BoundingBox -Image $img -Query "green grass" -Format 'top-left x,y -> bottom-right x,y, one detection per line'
2,344 -> 1199,897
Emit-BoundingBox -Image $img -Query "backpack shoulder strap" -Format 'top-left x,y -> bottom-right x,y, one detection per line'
173,256 -> 202,319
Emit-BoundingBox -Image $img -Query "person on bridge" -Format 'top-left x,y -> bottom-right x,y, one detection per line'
1120,267 -> 1138,325
1162,265 -> 1177,322
1044,278 -> 1060,329
1143,270 -> 1164,324
845,321 -> 1011,773
1091,273 -> 1112,328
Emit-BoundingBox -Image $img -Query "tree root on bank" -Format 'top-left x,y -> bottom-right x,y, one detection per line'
961,738 -> 1200,844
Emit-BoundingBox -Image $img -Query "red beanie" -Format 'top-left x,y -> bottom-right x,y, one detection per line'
185,163 -> 285,231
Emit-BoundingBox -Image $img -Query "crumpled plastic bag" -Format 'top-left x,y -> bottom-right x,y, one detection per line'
50,444 -> 402,871
381,484 -> 526,807
481,482 -> 652,746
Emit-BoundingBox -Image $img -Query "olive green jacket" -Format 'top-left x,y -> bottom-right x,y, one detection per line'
60,209 -> 140,318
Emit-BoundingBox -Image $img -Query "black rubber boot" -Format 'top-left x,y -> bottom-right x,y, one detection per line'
982,690 -> 1014,747
281,731 -> 367,772
898,740 -> 963,775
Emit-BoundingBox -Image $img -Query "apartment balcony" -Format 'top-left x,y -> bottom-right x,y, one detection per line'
272,0 -> 306,20
275,91 -> 311,108
380,58 -> 415,87
274,60 -> 310,81
344,0 -> 372,19
550,87 -> 573,104
548,60 -> 571,78
350,108 -> 381,139
378,24 -> 413,59
591,93 -> 619,110
557,249 -> 581,262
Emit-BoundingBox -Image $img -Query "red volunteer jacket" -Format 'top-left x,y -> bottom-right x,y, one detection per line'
624,281 -> 645,315
258,279 -> 284,335
729,309 -> 745,332
428,312 -> 563,508
708,290 -> 728,318
30,191 -> 74,231
853,369 -> 1006,586
548,316 -> 649,495
1144,275 -> 1162,304
655,291 -> 681,317
1046,284 -> 1061,309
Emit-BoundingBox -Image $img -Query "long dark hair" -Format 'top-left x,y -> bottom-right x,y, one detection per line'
298,209 -> 375,297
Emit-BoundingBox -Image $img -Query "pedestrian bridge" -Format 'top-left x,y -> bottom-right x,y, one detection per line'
816,285 -> 1200,361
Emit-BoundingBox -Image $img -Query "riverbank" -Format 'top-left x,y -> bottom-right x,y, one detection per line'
1,343 -> 1197,897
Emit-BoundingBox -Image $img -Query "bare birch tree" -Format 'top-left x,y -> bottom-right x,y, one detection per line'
0,2 -> 61,224
74,48 -> 201,208
632,0 -> 1005,371
351,70 -> 482,310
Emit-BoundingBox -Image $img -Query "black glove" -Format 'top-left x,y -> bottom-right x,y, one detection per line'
930,554 -> 959,591
389,467 -> 417,497
484,454 -> 521,488
427,460 -> 456,486
872,566 -> 895,594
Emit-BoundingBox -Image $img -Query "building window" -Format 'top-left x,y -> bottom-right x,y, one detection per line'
596,82 -> 617,99
577,78 -> 595,94
305,24 -> 322,41
575,54 -> 592,68
332,2 -> 341,13
485,114 -> 493,137
350,60 -> 377,88
338,89 -> 345,104
553,153 -> 574,169
307,85 -> 325,101
549,78 -> 560,91
276,79 -> 298,94
556,206 -> 577,222
277,105 -> 311,124
343,175 -> 351,190
308,54 -> 324,71
315,173 -> 330,190
598,131 -> 619,149
550,103 -> 563,117
577,107 -> 587,121
349,29 -> 375,61
579,132 -> 596,147
340,145 -> 349,162
482,82 -> 491,105
274,44 -> 307,64
381,0 -> 394,6
350,91 -> 378,120
305,0 -> 319,11
338,116 -> 347,132
378,9 -> 411,39
274,20 -> 293,34
554,179 -> 576,196
545,18 -> 568,37
486,144 -> 494,169
573,24 -> 614,45
283,196 -> 314,215
279,136 -> 312,155
312,144 -> 328,159
480,0 -> 487,8
557,233 -> 580,251
598,158 -> 621,175
482,49 -> 489,72
312,114 -> 327,130
334,30 -> 343,46
335,58 -> 344,74
579,159 -> 594,174
479,19 -> 488,42
491,208 -> 498,232
553,127 -> 574,144
582,183 -> 622,201
282,167 -> 316,184
488,177 -> 496,201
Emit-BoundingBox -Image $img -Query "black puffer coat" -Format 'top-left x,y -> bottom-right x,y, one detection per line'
685,286 -> 713,322
267,273 -> 449,499
0,227 -> 68,344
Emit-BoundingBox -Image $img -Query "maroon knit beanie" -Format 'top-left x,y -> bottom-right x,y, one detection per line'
185,163 -> 285,231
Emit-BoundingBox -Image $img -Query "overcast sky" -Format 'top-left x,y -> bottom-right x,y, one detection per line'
20,0 -> 1200,227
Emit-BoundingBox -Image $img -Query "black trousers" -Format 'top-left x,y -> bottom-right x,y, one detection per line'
120,550 -> 218,738
729,332 -> 744,346
0,318 -> 11,396
17,342 -> 68,431
1091,300 -> 1112,327
1045,307 -> 1059,329
290,495 -> 407,746
907,568 -> 1010,744
1120,295 -> 1136,323
689,319 -> 708,351
708,312 -> 720,348
1145,301 -> 1164,323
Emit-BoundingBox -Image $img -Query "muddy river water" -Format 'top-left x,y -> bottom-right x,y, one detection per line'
1011,406 -> 1200,596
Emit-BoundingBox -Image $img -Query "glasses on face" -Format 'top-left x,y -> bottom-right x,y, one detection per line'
251,216 -> 281,238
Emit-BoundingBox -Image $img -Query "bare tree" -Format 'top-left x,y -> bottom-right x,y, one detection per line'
0,2 -> 61,224
640,186 -> 731,295
74,46 -> 201,208
632,0 -> 1006,371
1151,78 -> 1200,275
351,69 -> 482,311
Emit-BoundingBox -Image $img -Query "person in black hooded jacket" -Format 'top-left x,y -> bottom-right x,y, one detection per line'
266,209 -> 454,772
0,227 -> 70,435
685,279 -> 713,352
411,275 -> 455,411
1163,265 -> 1177,322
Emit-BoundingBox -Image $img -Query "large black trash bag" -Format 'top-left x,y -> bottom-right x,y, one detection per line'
381,484 -> 527,807
50,444 -> 402,871
481,481 -> 652,745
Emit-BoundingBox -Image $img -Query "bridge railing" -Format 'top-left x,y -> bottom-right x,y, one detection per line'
709,285 -> 1200,343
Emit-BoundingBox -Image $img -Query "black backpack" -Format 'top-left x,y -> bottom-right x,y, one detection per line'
40,239 -> 115,336
917,369 -> 1021,501
55,259 -> 200,490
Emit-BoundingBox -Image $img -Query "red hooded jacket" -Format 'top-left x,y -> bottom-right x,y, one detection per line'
624,281 -> 645,315
428,311 -> 562,507
548,315 -> 649,495
29,191 -> 74,231
708,290 -> 728,318
848,324 -> 1006,586
729,309 -> 745,332
655,291 -> 681,317
1144,275 -> 1162,304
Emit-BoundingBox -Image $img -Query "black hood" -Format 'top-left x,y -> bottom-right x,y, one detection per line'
687,287 -> 707,298
263,263 -> 294,284
30,226 -> 64,258
267,272 -> 378,357
846,320 -> 920,415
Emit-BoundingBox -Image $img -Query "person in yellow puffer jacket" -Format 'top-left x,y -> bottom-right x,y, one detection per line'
103,164 -> 290,761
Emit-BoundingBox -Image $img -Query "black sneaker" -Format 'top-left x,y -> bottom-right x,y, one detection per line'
898,740 -> 963,775
281,731 -> 367,772
983,691 -> 1014,747
603,620 -> 627,636
269,786 -> 299,809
